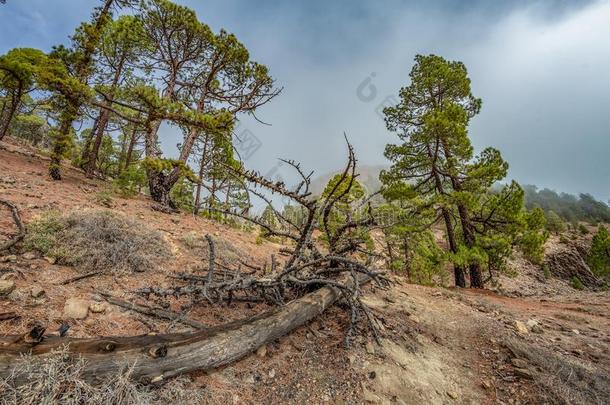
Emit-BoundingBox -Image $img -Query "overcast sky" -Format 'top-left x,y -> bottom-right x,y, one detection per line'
1,0 -> 609,202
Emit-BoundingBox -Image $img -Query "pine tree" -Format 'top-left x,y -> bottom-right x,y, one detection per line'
382,55 -> 546,287
587,226 -> 610,278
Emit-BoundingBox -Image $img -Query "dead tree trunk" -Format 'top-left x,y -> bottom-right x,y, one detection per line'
0,282 -> 342,384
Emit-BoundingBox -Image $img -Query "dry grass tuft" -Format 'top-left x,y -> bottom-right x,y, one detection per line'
181,231 -> 242,265
504,338 -> 610,405
24,210 -> 171,274
0,347 -> 205,405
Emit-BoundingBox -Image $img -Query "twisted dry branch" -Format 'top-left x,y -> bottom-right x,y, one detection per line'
0,199 -> 25,252
144,140 -> 389,345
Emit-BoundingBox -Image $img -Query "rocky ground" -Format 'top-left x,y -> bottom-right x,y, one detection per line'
1,139 -> 609,404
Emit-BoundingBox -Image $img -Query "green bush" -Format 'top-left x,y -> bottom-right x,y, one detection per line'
545,210 -> 566,234
570,277 -> 584,290
113,164 -> 147,197
587,226 -> 610,278
94,190 -> 114,207
170,178 -> 195,212
542,264 -> 552,279
578,223 -> 589,235
23,211 -> 65,256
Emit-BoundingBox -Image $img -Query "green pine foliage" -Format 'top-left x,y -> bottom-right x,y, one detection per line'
587,226 -> 610,278
380,54 -> 547,287
523,185 -> 610,224
545,210 -> 566,234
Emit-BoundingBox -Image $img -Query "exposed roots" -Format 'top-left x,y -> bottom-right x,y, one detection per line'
140,140 -> 390,345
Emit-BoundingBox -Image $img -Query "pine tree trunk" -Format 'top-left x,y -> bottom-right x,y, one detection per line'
427,144 -> 466,288
50,0 -> 115,179
0,85 -> 22,141
85,57 -> 125,178
49,109 -> 78,181
85,109 -> 111,178
148,171 -> 173,207
123,124 -> 138,172
80,115 -> 100,168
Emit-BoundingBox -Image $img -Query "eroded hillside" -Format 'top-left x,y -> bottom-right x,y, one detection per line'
1,141 -> 609,404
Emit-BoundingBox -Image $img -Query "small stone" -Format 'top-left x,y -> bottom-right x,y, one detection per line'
63,298 -> 89,319
44,256 -> 56,265
446,390 -> 458,399
22,252 -> 37,260
511,358 -> 529,368
365,341 -> 375,355
526,319 -> 538,328
30,286 -> 45,298
244,374 -> 255,384
84,318 -> 97,327
256,345 -> 267,358
513,320 -> 529,335
268,369 -> 276,379
514,368 -> 534,379
0,280 -> 16,296
481,380 -> 492,390
531,324 -> 544,334
384,294 -> 396,303
572,329 -> 580,335
410,315 -> 420,324
347,354 -> 357,365
5,255 -> 17,263
362,388 -> 382,404
89,303 -> 106,313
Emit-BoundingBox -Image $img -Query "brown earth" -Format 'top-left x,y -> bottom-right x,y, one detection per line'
1,138 -> 609,404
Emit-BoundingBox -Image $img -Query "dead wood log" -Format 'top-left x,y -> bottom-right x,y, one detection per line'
59,271 -> 102,285
0,311 -> 18,321
0,199 -> 25,252
0,282 -> 343,384
100,292 -> 207,330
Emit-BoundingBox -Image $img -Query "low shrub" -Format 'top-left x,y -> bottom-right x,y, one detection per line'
94,190 -> 114,208
542,264 -> 552,279
24,210 -> 171,274
570,276 -> 584,290
578,223 -> 589,235
0,347 -> 204,405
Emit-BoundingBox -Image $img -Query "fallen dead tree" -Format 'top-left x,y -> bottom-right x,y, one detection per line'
141,139 -> 388,345
0,141 -> 386,384
0,279 -> 347,384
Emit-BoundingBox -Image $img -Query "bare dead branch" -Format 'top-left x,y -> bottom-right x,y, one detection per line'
0,199 -> 25,252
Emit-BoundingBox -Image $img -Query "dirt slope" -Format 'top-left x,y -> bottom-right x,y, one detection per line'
1,139 -> 609,404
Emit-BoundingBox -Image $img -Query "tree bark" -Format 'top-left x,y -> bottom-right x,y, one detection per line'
0,282 -> 343,384
85,57 -> 125,178
50,0 -> 116,180
193,134 -> 209,215
80,114 -> 100,168
0,85 -> 22,141
123,123 -> 139,172
427,144 -> 466,287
